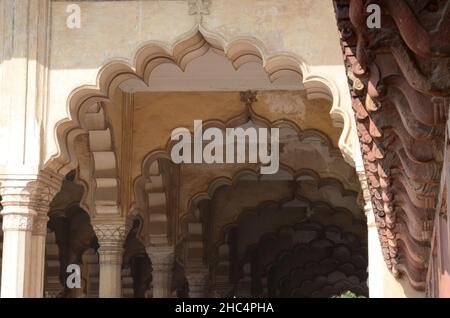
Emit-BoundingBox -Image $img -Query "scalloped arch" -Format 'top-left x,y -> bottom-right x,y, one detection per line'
47,28 -> 356,215
178,163 -> 364,268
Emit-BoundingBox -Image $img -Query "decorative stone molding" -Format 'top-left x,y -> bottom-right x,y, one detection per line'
93,221 -> 127,266
240,90 -> 258,108
97,247 -> 124,266
188,0 -> 211,18
186,270 -> 209,285
0,174 -> 62,215
1,213 -> 34,232
146,245 -> 174,268
0,171 -> 63,234
93,223 -> 127,246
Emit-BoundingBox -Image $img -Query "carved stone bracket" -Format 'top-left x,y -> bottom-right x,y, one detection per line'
333,0 -> 450,290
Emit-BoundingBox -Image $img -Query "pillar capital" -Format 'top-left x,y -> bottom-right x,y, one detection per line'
91,219 -> 128,297
185,266 -> 209,298
0,171 -> 62,233
185,267 -> 209,281
92,219 -> 128,268
92,222 -> 127,247
92,221 -> 127,265
146,245 -> 174,267
0,171 -> 63,216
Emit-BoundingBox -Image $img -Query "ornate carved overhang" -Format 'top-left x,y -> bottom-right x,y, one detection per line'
333,0 -> 450,290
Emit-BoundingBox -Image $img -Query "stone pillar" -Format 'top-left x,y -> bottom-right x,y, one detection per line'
28,214 -> 49,298
146,246 -> 174,298
185,267 -> 209,298
1,212 -> 34,298
93,222 -> 126,298
0,174 -> 60,298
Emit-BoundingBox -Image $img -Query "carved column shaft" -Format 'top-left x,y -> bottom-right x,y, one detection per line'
93,221 -> 126,298
146,246 -> 174,298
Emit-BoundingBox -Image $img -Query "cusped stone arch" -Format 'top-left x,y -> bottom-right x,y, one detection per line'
225,221 -> 367,297
49,100 -> 120,216
177,165 -> 364,280
133,108 -> 355,249
178,126 -> 361,229
212,194 -> 366,270
264,224 -> 367,297
48,27 -> 357,216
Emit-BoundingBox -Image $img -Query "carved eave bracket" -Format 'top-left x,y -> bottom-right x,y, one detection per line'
333,0 -> 450,291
